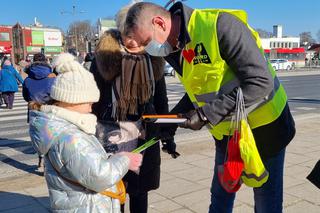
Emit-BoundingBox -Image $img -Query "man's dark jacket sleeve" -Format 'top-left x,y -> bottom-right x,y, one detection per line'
201,13 -> 273,125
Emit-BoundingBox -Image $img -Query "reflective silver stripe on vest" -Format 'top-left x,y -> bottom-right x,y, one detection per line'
218,165 -> 241,191
194,78 -> 240,103
245,76 -> 281,114
242,170 -> 269,182
193,76 -> 281,119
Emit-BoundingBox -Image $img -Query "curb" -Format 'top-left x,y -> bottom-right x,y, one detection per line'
165,69 -> 320,84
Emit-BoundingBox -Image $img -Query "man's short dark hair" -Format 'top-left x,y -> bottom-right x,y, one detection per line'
124,2 -> 169,36
33,53 -> 46,62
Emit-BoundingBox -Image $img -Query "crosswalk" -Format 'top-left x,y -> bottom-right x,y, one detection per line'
167,83 -> 185,109
0,84 -> 187,179
0,90 -> 39,179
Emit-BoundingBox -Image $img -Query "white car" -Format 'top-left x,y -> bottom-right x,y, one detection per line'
164,62 -> 175,76
269,59 -> 293,71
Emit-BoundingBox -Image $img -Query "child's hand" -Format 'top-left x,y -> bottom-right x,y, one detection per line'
119,152 -> 143,171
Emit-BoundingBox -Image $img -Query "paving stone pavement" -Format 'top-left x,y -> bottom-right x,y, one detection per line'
1,112 -> 320,212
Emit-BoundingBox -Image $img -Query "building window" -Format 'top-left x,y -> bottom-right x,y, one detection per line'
284,43 -> 288,48
289,43 -> 292,48
0,32 -> 10,41
293,43 -> 298,48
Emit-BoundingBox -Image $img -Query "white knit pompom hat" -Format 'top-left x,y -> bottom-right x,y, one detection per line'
50,53 -> 100,104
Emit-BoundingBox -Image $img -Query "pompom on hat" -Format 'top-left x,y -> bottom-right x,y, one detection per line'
50,53 -> 100,104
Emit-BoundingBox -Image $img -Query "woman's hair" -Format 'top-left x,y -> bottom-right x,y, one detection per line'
1,57 -> 12,68
116,4 -> 132,35
29,100 -> 57,111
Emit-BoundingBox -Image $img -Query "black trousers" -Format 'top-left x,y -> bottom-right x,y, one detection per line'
2,92 -> 15,109
121,191 -> 148,213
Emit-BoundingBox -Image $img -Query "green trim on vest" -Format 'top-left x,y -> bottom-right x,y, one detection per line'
177,9 -> 288,140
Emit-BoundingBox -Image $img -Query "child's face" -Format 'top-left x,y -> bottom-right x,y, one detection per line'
74,103 -> 93,114
57,102 -> 93,114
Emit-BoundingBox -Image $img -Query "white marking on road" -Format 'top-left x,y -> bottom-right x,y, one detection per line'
0,106 -> 27,111
0,122 -> 28,129
293,113 -> 320,121
296,107 -> 316,111
168,101 -> 179,105
0,109 -> 27,116
0,115 -> 26,122
9,102 -> 27,106
0,128 -> 29,137
0,136 -> 31,143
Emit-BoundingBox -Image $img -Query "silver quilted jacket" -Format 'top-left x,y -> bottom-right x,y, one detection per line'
29,110 -> 130,213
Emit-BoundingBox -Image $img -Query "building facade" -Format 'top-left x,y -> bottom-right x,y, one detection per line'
97,18 -> 116,37
0,26 -> 13,60
261,25 -> 305,67
0,23 -> 63,64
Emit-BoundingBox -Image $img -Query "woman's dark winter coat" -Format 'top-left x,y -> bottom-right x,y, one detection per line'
90,31 -> 169,193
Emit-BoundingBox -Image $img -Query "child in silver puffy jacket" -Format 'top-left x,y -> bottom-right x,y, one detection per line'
29,53 -> 142,213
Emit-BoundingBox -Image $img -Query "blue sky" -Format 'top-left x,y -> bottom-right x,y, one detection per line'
1,0 -> 319,40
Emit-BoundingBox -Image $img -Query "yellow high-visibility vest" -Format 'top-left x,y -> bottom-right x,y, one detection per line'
179,9 -> 288,140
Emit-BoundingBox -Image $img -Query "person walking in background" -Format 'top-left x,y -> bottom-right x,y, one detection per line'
23,53 -> 56,104
83,52 -> 94,70
23,53 -> 56,172
28,53 -> 142,212
0,59 -> 24,109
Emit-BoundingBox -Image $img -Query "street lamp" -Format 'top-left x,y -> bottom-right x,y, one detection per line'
61,5 -> 86,52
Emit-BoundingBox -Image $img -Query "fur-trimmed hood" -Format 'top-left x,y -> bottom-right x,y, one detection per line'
95,29 -> 165,82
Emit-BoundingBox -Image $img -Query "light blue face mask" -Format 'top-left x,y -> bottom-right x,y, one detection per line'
144,39 -> 173,57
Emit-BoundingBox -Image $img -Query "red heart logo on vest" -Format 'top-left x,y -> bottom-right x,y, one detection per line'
182,49 -> 195,64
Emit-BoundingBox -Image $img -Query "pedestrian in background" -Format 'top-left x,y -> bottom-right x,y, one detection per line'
123,2 -> 295,213
23,53 -> 56,105
0,59 -> 24,109
23,53 -> 56,172
29,53 -> 142,212
83,52 -> 94,70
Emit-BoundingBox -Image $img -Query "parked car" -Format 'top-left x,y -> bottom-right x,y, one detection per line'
164,62 -> 175,76
269,59 -> 294,71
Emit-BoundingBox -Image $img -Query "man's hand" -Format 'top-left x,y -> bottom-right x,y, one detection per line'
162,139 -> 180,159
179,108 -> 208,130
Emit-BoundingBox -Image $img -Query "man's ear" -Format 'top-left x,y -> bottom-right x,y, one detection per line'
152,16 -> 166,31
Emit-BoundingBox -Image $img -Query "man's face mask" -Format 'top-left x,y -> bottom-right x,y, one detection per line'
144,39 -> 173,57
144,25 -> 173,57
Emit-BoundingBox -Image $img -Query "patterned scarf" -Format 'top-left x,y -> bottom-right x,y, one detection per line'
112,53 -> 155,120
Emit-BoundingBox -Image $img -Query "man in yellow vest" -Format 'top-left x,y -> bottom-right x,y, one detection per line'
123,2 -> 296,212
